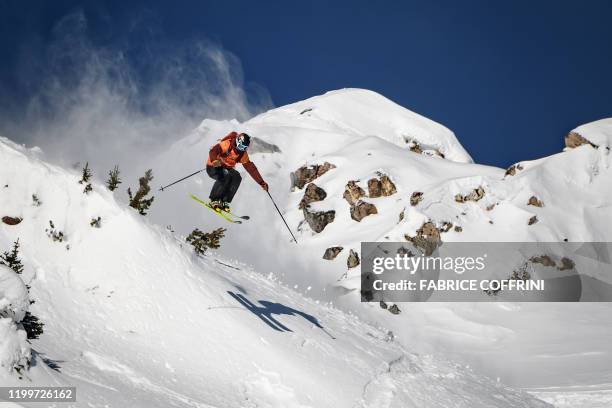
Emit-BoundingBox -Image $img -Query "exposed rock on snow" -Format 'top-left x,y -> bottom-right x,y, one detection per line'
528,215 -> 538,225
505,163 -> 524,177
323,246 -> 343,260
565,131 -> 598,149
248,137 -> 282,154
439,221 -> 453,233
350,200 -> 378,222
1,216 -> 22,226
405,138 -> 446,158
291,162 -> 336,190
343,180 -> 365,205
347,249 -> 360,269
528,196 -> 544,207
410,191 -> 424,206
388,304 -> 401,315
303,207 -> 336,233
367,174 -> 397,198
558,257 -> 575,271
530,255 -> 556,267
299,183 -> 327,209
405,222 -> 442,256
455,187 -> 485,203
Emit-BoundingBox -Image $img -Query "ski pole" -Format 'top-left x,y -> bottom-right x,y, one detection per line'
159,169 -> 205,191
267,191 -> 298,244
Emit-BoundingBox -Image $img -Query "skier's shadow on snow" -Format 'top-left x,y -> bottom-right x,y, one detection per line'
227,291 -> 324,333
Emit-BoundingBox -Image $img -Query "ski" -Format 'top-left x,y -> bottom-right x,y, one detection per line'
190,194 -> 242,224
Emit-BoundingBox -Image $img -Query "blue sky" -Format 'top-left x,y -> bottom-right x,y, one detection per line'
1,0 -> 611,167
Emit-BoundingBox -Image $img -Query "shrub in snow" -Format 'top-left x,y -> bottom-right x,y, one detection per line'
90,217 -> 102,228
186,228 -> 226,255
32,194 -> 42,207
21,312 -> 43,340
1,239 -> 24,275
78,162 -> 93,194
128,170 -> 155,215
106,165 -> 122,191
45,220 -> 65,242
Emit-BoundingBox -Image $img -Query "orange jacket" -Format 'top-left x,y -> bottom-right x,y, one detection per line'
207,132 -> 265,185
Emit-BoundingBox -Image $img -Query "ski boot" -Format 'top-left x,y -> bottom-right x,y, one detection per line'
221,201 -> 231,213
209,200 -> 223,211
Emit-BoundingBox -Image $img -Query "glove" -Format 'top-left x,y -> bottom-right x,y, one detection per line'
260,181 -> 269,192
211,159 -> 222,167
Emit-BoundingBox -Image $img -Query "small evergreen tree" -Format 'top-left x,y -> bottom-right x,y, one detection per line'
79,162 -> 93,194
90,217 -> 102,228
106,165 -> 122,191
128,169 -> 155,215
0,240 -> 44,339
21,312 -> 44,340
0,239 -> 24,274
186,228 -> 226,255
46,220 -> 65,242
32,194 -> 42,207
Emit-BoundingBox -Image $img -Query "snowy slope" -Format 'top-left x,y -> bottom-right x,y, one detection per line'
0,138 -> 551,407
147,89 -> 612,407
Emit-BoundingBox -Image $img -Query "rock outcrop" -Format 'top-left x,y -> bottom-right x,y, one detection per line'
405,221 -> 442,256
323,246 -> 343,260
347,249 -> 360,269
505,163 -> 524,177
350,201 -> 378,222
565,131 -> 598,149
343,181 -> 365,205
367,174 -> 397,198
528,196 -> 544,207
410,192 -> 423,206
1,216 -> 22,226
249,137 -> 282,154
291,162 -> 336,190
455,187 -> 485,203
303,207 -> 335,233
299,183 -> 327,209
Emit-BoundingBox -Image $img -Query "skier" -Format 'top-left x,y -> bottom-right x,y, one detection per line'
206,132 -> 268,212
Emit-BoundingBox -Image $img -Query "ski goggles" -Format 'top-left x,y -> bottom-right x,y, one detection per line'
236,138 -> 248,151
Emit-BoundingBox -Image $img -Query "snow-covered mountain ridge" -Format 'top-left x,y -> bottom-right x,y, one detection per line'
0,137 -> 551,407
148,88 -> 612,407
2,88 -> 611,407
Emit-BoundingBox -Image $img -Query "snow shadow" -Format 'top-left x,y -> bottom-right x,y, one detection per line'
227,291 -> 323,333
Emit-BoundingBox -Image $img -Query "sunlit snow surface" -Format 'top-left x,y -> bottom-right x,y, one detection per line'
1,89 -> 611,407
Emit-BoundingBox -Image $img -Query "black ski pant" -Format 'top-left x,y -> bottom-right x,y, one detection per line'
207,166 -> 242,203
